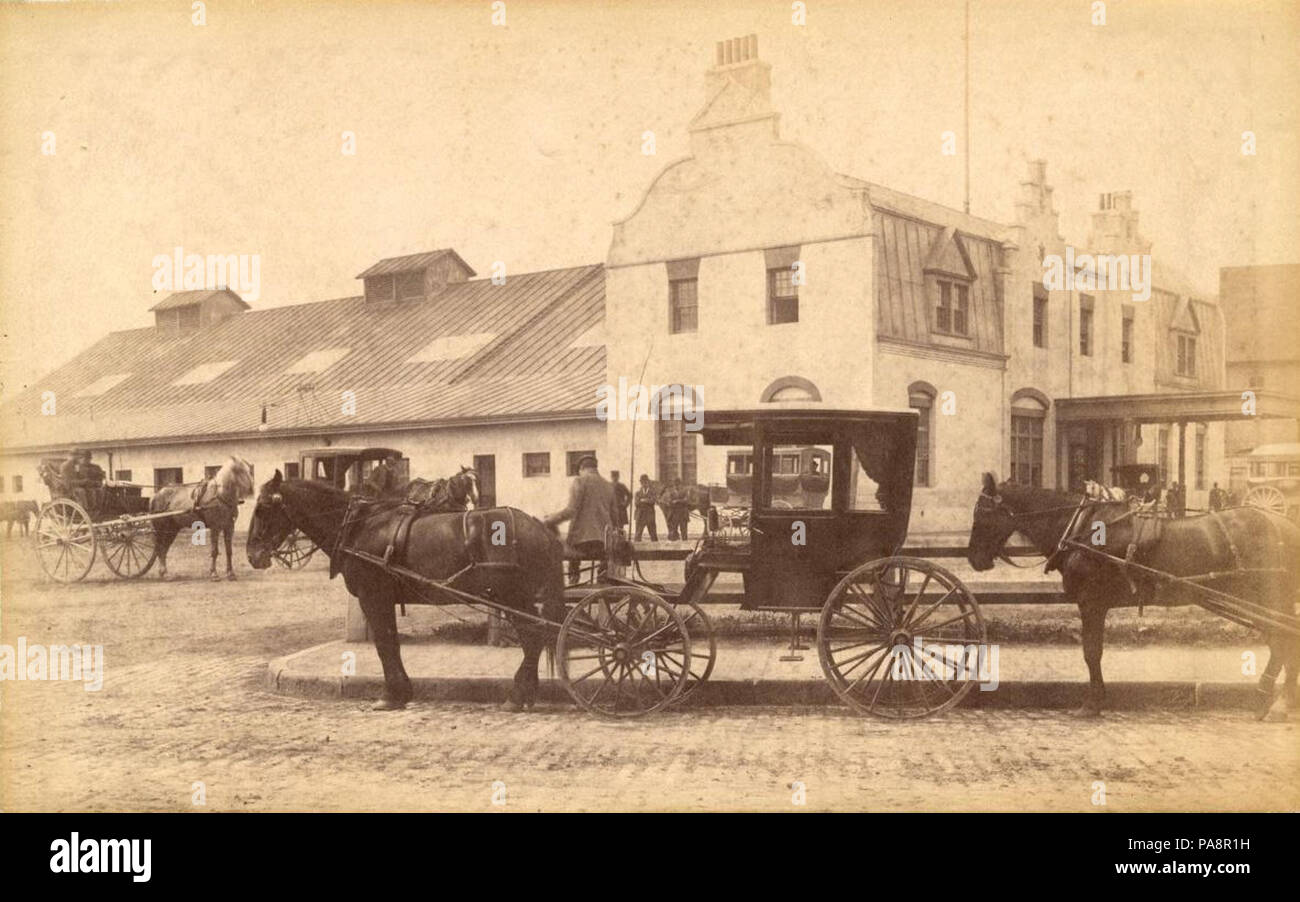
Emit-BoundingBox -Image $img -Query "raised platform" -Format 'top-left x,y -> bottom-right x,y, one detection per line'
268,638 -> 1272,711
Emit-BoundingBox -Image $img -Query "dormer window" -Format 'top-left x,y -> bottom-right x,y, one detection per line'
922,227 -> 976,341
1169,297 -> 1201,379
357,249 -> 476,304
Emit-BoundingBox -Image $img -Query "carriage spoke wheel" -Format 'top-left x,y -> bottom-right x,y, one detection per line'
659,600 -> 716,705
818,556 -> 986,719
101,518 -> 157,579
273,529 -> 318,569
35,500 -> 97,583
556,586 -> 691,718
1244,485 -> 1288,517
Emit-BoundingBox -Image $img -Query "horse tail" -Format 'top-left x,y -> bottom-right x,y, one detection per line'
538,526 -> 567,679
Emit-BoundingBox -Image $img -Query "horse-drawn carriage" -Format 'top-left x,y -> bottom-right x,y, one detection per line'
34,455 -> 162,581
272,446 -> 407,569
1240,443 -> 1300,522
248,407 -> 991,719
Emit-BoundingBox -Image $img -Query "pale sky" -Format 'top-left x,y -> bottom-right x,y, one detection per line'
1,0 -> 1296,399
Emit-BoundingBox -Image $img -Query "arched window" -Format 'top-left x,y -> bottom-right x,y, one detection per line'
654,385 -> 701,484
908,382 -> 937,487
760,376 -> 822,403
1010,389 -> 1050,487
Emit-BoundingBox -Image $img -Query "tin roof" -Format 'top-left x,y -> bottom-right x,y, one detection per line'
2,263 -> 604,452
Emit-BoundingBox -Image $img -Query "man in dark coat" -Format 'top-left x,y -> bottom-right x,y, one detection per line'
544,455 -> 620,584
610,470 -> 632,532
634,474 -> 658,542
364,453 -> 401,498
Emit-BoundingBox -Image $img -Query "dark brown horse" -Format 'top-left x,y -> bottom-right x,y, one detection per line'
967,472 -> 1300,719
245,471 -> 566,711
150,457 -> 255,580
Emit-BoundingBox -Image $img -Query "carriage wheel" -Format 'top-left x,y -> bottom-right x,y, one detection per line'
35,500 -> 97,583
273,529 -> 318,569
556,586 -> 691,718
100,518 -> 157,579
660,599 -> 716,704
818,556 -> 987,719
1244,485 -> 1288,517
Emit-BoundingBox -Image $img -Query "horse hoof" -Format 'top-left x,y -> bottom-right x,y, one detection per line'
1071,706 -> 1102,719
500,698 -> 525,712
226,572 -> 237,581
372,698 -> 408,711
209,573 -> 221,582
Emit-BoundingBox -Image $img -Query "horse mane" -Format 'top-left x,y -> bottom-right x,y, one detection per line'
214,457 -> 255,499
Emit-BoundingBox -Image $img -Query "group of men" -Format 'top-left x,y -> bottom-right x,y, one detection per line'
633,476 -> 693,541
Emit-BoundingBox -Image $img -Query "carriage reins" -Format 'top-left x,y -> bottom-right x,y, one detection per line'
978,491 -> 1090,570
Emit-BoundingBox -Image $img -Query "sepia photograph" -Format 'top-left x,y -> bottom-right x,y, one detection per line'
0,0 -> 1296,864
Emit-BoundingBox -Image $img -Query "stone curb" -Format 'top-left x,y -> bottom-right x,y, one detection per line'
267,644 -> 1261,711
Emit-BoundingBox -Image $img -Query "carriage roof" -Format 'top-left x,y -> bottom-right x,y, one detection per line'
298,446 -> 402,461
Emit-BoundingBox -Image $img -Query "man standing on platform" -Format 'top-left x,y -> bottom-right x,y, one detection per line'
543,454 -> 619,585
634,474 -> 658,542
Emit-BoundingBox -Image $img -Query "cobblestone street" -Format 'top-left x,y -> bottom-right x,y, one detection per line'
2,541 -> 1297,812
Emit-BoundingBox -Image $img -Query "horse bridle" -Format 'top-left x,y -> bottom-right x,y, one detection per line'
977,490 -> 1091,570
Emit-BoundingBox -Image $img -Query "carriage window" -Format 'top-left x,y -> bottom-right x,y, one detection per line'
763,445 -> 833,511
726,453 -> 753,475
204,465 -> 221,479
284,462 -> 300,479
114,470 -> 131,482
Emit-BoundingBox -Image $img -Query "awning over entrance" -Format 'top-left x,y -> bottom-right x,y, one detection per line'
1053,389 -> 1300,494
1055,389 -> 1300,424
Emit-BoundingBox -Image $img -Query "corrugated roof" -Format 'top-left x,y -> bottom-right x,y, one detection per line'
3,264 -> 604,452
355,248 -> 477,279
149,289 -> 251,312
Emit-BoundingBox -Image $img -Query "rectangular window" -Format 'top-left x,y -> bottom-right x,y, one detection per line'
11,475 -> 21,493
523,452 -> 550,478
1194,428 -> 1206,490
1009,415 -> 1044,488
154,467 -> 184,488
114,470 -> 132,482
767,268 -> 799,324
566,450 -> 597,477
284,462 -> 300,479
1032,285 -> 1048,348
365,275 -> 395,302
912,399 -> 932,487
1079,295 -> 1094,356
934,280 -> 970,336
657,418 -> 698,484
396,270 -> 424,301
1176,334 -> 1197,377
669,278 -> 698,334
204,465 -> 222,479
1288,463 -> 1300,477
727,452 -> 753,475
1121,309 -> 1134,363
